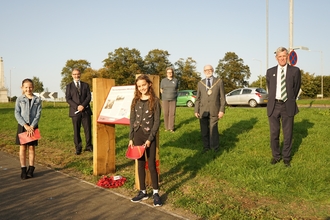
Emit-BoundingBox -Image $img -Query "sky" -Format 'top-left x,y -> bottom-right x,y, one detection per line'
1,0 -> 329,98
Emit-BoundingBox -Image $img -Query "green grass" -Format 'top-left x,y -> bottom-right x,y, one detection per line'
297,98 -> 330,106
1,101 -> 330,219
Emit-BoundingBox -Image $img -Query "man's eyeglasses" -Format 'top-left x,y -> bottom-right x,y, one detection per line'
204,69 -> 213,72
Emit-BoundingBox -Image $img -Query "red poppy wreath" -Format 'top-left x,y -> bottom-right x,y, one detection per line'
97,175 -> 127,188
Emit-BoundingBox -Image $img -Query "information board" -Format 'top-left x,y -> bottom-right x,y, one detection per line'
97,85 -> 135,125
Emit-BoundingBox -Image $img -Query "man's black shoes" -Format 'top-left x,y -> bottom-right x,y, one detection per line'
271,158 -> 291,167
284,160 -> 291,167
202,148 -> 210,154
270,158 -> 281,165
84,147 -> 93,152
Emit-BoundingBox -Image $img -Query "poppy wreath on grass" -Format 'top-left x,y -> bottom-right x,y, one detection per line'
97,175 -> 126,188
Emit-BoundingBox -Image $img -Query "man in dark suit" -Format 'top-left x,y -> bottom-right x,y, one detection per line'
266,47 -> 301,167
65,68 -> 93,155
194,65 -> 226,153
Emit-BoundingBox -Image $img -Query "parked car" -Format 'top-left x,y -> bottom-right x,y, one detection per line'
226,87 -> 268,107
176,90 -> 197,107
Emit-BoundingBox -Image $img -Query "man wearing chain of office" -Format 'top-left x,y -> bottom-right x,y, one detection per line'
194,65 -> 226,154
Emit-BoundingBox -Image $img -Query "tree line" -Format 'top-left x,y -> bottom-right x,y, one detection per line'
28,47 -> 329,99
59,47 -> 252,94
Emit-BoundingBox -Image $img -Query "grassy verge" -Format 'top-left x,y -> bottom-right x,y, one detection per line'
1,102 -> 330,219
297,98 -> 330,106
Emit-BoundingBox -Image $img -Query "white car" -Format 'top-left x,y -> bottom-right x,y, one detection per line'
226,87 -> 268,107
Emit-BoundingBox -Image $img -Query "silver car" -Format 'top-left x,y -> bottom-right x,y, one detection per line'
226,87 -> 268,107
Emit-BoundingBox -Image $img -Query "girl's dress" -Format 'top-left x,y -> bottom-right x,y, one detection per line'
15,124 -> 38,146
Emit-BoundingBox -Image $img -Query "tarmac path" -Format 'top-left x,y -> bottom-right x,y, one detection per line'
0,151 -> 189,220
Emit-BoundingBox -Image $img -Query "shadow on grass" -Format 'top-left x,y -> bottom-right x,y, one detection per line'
309,100 -> 314,107
220,117 -> 258,153
115,160 -> 135,171
0,108 -> 14,114
42,105 -> 68,109
292,119 -> 314,157
174,112 -> 197,131
56,154 -> 93,174
161,117 -> 258,195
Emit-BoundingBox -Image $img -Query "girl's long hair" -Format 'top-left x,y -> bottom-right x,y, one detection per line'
131,74 -> 157,112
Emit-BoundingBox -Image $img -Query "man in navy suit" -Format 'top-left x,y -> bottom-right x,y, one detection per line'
65,68 -> 93,155
266,47 -> 301,167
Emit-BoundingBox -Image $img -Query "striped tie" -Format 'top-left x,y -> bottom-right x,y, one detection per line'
281,68 -> 287,102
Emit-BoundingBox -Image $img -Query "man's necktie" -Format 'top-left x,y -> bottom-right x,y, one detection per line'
281,68 -> 287,102
76,82 -> 81,95
207,78 -> 211,88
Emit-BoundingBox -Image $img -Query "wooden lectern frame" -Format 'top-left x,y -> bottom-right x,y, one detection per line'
92,78 -> 116,175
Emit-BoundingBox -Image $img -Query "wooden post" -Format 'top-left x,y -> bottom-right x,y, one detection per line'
135,75 -> 160,189
92,78 -> 116,175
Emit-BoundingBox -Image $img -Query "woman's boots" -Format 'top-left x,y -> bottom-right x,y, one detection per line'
21,166 -> 35,179
27,166 -> 35,178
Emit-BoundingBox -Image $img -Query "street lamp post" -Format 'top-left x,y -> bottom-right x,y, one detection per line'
10,69 -> 12,102
292,46 -> 309,51
253,58 -> 262,88
9,68 -> 15,102
309,50 -> 324,99
266,0 -> 269,70
289,0 -> 294,51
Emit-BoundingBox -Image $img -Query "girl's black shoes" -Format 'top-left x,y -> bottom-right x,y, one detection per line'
27,166 -> 35,178
21,166 -> 35,179
21,167 -> 27,180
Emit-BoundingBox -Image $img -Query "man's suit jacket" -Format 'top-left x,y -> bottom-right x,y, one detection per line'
266,65 -> 301,117
65,81 -> 92,117
194,77 -> 226,117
